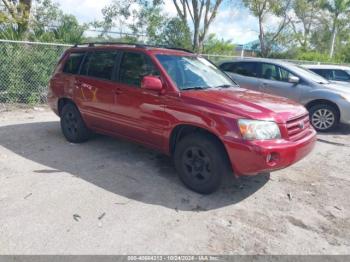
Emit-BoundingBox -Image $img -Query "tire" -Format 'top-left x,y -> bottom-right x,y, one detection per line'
60,103 -> 90,143
174,133 -> 229,194
309,104 -> 339,132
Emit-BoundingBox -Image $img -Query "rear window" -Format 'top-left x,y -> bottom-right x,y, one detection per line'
310,69 -> 332,79
63,52 -> 85,74
80,51 -> 119,80
334,70 -> 350,81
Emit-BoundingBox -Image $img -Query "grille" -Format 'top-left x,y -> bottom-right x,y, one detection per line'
286,114 -> 311,141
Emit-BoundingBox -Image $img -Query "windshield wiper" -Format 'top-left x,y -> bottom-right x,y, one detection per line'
182,86 -> 211,91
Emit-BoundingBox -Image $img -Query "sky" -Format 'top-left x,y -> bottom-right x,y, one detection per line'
55,0 -> 260,45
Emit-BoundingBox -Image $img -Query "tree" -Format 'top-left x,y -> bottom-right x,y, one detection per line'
321,0 -> 350,58
52,15 -> 87,44
29,0 -> 87,44
290,0 -> 322,50
202,33 -> 235,54
0,0 -> 32,38
161,17 -> 192,49
94,0 -> 135,37
173,0 -> 224,51
96,0 -> 165,43
242,0 -> 292,57
30,0 -> 62,41
129,1 -> 167,44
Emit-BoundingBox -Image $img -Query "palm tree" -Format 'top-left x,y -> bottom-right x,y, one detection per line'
322,0 -> 350,58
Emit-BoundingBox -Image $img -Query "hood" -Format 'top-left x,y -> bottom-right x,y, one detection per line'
323,82 -> 350,95
181,87 -> 307,123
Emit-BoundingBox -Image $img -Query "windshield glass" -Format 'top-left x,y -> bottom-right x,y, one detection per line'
156,54 -> 235,90
289,64 -> 330,84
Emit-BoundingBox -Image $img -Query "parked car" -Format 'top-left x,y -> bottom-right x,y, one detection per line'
219,58 -> 350,132
48,44 -> 316,194
303,64 -> 350,84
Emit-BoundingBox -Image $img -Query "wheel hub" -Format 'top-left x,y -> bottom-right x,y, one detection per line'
183,146 -> 211,182
312,109 -> 335,130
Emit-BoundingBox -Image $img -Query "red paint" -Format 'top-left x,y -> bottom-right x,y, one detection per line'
48,45 -> 316,176
141,76 -> 163,92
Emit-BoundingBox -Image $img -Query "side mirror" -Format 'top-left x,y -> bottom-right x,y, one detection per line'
288,75 -> 300,84
141,76 -> 163,91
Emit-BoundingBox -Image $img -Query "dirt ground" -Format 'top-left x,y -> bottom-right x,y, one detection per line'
0,106 -> 349,255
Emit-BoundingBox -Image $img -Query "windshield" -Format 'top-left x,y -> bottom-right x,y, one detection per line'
156,54 -> 235,90
289,64 -> 330,84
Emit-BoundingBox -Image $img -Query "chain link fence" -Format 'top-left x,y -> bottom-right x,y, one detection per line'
0,40 -> 70,104
1,39 -> 349,106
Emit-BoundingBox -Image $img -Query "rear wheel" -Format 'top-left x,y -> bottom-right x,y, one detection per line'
309,104 -> 339,132
174,133 -> 229,194
60,103 -> 90,143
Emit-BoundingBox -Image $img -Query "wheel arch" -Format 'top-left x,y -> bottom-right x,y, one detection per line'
305,99 -> 340,117
58,97 -> 76,117
168,124 -> 231,165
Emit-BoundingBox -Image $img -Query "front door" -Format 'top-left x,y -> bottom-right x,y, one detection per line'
258,63 -> 302,102
111,51 -> 167,150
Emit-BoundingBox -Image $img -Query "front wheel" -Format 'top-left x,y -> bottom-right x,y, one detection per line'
174,133 -> 229,194
309,104 -> 339,132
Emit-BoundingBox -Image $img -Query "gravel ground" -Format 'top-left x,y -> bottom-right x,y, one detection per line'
0,106 -> 349,255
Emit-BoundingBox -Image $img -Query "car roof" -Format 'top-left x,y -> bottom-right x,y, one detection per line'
68,43 -> 194,56
218,57 -> 296,67
302,64 -> 350,70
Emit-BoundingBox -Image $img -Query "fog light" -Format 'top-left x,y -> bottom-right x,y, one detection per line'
266,153 -> 272,163
266,152 -> 280,165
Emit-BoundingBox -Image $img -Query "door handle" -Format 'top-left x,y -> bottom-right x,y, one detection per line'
74,79 -> 82,87
260,82 -> 268,89
114,88 -> 123,95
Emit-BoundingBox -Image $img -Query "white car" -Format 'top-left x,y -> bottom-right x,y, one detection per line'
303,64 -> 350,84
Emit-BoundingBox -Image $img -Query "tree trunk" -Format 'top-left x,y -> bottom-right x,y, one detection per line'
329,17 -> 337,59
258,14 -> 266,57
18,0 -> 32,39
193,23 -> 200,51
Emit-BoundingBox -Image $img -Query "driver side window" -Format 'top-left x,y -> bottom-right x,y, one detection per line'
279,67 -> 295,82
261,63 -> 279,81
119,52 -> 159,87
261,63 -> 296,83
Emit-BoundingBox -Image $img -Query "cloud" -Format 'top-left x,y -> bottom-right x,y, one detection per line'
54,0 -> 260,44
55,0 -> 112,23
209,8 -> 259,44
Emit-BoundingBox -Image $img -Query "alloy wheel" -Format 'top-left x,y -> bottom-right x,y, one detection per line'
311,108 -> 335,130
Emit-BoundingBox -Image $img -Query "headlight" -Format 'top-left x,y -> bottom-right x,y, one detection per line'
238,119 -> 281,140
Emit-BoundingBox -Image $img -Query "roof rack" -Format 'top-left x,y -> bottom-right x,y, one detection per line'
73,42 -> 139,48
73,42 -> 193,53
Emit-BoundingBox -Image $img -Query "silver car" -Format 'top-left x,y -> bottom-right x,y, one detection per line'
219,58 -> 350,131
302,64 -> 350,84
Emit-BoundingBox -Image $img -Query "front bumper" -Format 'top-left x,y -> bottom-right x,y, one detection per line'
339,99 -> 350,125
224,128 -> 317,176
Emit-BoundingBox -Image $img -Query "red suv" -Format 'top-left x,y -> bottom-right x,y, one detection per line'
48,43 -> 317,194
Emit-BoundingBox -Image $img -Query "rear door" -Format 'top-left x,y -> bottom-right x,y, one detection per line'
58,51 -> 86,100
74,50 -> 120,131
223,62 -> 260,91
258,63 -> 303,101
